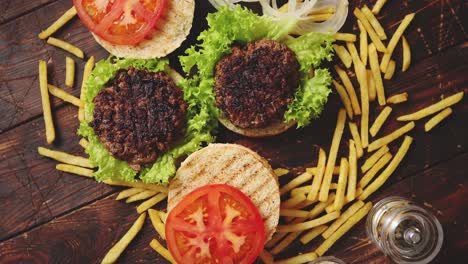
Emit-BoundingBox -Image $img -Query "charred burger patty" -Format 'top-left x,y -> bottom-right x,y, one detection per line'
90,67 -> 187,169
214,39 -> 300,129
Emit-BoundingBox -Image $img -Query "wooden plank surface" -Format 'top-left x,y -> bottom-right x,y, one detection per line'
0,0 -> 467,263
1,153 -> 466,264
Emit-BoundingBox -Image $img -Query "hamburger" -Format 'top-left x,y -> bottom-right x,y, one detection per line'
180,6 -> 334,137
73,0 -> 195,59
78,58 -> 217,184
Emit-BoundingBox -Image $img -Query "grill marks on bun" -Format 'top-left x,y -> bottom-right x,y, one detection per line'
168,144 -> 280,240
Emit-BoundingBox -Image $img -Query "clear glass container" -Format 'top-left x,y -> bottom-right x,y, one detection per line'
366,196 -> 443,264
309,256 -> 346,264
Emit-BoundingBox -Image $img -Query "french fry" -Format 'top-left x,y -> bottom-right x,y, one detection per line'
293,199 -> 318,211
300,225 -> 328,244
402,36 -> 411,72
78,138 -> 89,149
346,41 -> 362,70
149,239 -> 175,264
384,60 -> 396,80
281,194 -> 307,209
330,183 -> 338,190
116,188 -> 144,201
398,92 -> 464,121
306,166 -> 339,176
274,168 -> 289,177
361,5 -> 387,40
335,66 -> 361,115
126,190 -> 158,203
387,92 -> 408,104
48,84 -> 82,107
360,136 -> 413,200
275,252 -> 318,264
357,21 -> 368,66
148,209 -> 166,240
348,122 -> 364,158
323,200 -> 365,239
38,60 -> 55,144
65,57 -> 75,87
280,171 -> 313,195
361,145 -> 390,173
38,147 -> 94,168
333,158 -> 348,211
103,179 -> 168,193
359,152 -> 393,188
333,33 -> 356,42
277,211 -> 340,233
368,43 -> 386,106
102,213 -> 146,264
370,106 -> 392,137
372,0 -> 387,15
307,149 -> 327,201
425,107 -> 453,132
381,13 -> 415,72
38,6 -> 77,39
79,56 -> 95,121
347,140 -> 358,202
280,209 -> 310,218
56,164 -> 94,177
357,62 -> 369,148
271,231 -> 301,254
319,109 -> 346,202
47,37 -> 84,59
368,122 -> 415,152
137,193 -> 168,214
158,211 -> 168,223
353,8 -> 387,53
333,80 -> 353,119
367,69 -> 377,102
333,44 -> 353,68
291,185 -> 313,197
316,202 -> 373,256
259,250 -> 274,264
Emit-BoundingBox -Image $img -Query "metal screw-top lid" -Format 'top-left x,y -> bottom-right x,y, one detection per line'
366,197 -> 443,264
309,256 -> 346,264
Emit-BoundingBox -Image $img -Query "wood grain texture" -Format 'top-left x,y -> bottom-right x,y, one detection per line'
0,0 -> 467,263
0,0 -> 58,24
1,153 -> 466,264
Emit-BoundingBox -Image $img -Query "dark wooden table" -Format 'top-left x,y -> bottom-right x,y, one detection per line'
0,0 -> 467,263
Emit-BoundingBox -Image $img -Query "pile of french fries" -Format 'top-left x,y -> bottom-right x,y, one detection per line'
35,1 -> 464,263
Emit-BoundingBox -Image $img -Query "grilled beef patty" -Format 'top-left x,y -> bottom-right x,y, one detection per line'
90,67 -> 187,170
214,39 -> 300,129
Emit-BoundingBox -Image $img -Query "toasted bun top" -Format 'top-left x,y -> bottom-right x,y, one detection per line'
167,143 -> 280,241
218,116 -> 296,138
93,0 -> 195,59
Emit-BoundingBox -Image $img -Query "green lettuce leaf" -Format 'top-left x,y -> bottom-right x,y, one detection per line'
78,57 -> 217,184
179,6 -> 334,128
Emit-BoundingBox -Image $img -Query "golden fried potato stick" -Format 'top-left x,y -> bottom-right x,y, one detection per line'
137,193 -> 168,214
332,80 -> 353,119
103,179 -> 168,192
347,140 -> 358,202
384,60 -> 396,80
359,136 -> 413,200
56,164 -> 94,177
102,213 -> 146,264
315,202 -> 373,256
402,36 -> 411,72
372,0 -> 387,15
271,231 -> 302,254
38,60 -> 55,144
38,147 -> 94,168
367,69 -> 377,102
79,56 -> 95,121
333,158 -> 348,211
148,209 -> 166,240
357,21 -> 368,66
348,122 -> 364,158
126,190 -> 158,203
280,171 -> 313,195
353,8 -> 387,52
425,107 -> 453,132
361,5 -> 387,40
333,33 -> 357,42
335,66 -> 361,115
367,122 -> 415,152
47,37 -> 84,59
356,62 -> 369,148
65,57 -> 75,87
48,84 -> 81,107
78,138 -> 89,149
319,109 -> 346,202
368,43 -> 386,106
361,145 -> 390,173
359,152 -> 393,188
370,106 -> 392,137
274,168 -> 289,177
381,13 -> 415,72
307,148 -> 327,201
149,239 -> 175,264
277,211 -> 340,233
387,92 -> 409,104
323,200 -> 365,239
116,188 -> 144,201
38,6 -> 77,39
300,225 -> 328,244
333,44 -> 353,68
398,92 -> 464,121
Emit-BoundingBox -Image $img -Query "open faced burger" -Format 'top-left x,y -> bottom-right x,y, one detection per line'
78,58 -> 217,184
180,6 -> 335,137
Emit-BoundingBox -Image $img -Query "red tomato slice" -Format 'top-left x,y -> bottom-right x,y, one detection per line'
73,0 -> 166,46
166,184 -> 266,264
